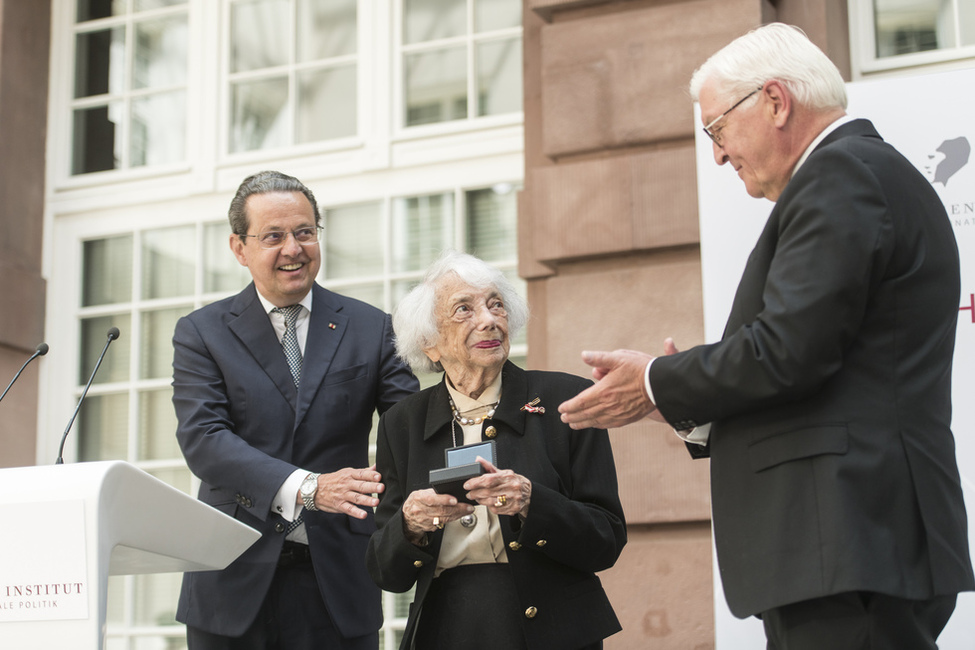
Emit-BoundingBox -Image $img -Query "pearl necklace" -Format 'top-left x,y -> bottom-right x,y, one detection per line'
447,396 -> 498,426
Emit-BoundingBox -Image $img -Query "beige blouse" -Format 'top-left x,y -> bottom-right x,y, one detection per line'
435,373 -> 509,577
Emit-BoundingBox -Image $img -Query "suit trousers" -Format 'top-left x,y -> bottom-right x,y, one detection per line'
762,591 -> 957,650
186,545 -> 378,650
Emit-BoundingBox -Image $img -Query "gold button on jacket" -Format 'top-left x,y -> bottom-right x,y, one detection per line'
484,425 -> 497,438
525,606 -> 538,619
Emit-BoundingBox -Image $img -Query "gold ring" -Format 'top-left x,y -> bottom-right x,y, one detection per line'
433,516 -> 444,530
494,495 -> 507,507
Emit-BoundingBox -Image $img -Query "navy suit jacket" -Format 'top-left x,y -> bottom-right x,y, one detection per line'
652,120 -> 975,617
173,282 -> 418,637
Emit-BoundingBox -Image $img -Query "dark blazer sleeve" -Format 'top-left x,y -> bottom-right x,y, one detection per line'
651,140 -> 895,428
173,310 -> 297,519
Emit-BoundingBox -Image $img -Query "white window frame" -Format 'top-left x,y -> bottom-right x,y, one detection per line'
850,0 -> 975,77
392,0 -> 524,140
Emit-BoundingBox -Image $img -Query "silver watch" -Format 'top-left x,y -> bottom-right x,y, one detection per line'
299,473 -> 320,511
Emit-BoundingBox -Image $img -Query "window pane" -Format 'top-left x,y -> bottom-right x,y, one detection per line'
80,314 -> 131,384
391,193 -> 454,273
138,389 -> 182,460
465,185 -> 518,261
874,0 -> 955,56
133,0 -> 187,10
135,635 -> 186,650
74,27 -> 125,98
298,0 -> 357,61
78,0 -> 128,21
325,202 -> 383,278
961,1 -> 975,46
405,46 -> 467,126
404,0 -> 465,44
148,466 -> 193,495
336,283 -> 385,309
133,572 -> 182,626
231,0 -> 290,73
141,308 -> 187,379
393,587 -> 415,618
79,392 -> 129,461
133,15 -> 188,90
205,223 -> 251,293
391,278 -> 420,309
130,90 -> 186,167
83,236 -> 133,306
476,38 -> 521,117
504,269 -> 527,346
230,76 -> 290,153
475,0 -> 521,32
142,226 -> 195,299
106,575 -> 126,624
296,65 -> 357,143
73,103 -> 123,174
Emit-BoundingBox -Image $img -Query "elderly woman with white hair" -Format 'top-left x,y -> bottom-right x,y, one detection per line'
366,251 -> 626,650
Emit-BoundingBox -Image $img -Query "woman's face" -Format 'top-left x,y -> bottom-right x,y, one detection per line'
424,274 -> 510,381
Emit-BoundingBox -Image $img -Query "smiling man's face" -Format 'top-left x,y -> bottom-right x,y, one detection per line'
230,191 -> 321,307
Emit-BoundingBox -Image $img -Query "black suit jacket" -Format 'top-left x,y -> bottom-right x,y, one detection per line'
652,119 -> 974,617
173,282 -> 418,637
366,362 -> 626,650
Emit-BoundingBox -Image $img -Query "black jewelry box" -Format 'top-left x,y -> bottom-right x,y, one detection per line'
429,440 -> 496,505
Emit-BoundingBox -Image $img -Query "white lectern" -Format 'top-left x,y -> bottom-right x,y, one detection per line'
0,460 -> 260,649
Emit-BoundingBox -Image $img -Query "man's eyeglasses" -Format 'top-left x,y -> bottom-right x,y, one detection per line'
240,226 -> 322,249
702,86 -> 763,147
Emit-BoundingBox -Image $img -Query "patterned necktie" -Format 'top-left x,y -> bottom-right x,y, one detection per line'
274,305 -> 303,387
275,304 -> 306,537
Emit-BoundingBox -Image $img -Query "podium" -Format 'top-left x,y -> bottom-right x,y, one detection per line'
0,461 -> 260,649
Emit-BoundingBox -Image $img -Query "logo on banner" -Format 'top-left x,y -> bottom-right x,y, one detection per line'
923,136 -> 970,187
921,135 -> 975,229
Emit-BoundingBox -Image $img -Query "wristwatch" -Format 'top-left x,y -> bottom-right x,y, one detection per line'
300,473 -> 321,511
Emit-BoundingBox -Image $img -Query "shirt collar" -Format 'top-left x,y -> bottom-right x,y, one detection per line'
792,114 -> 855,178
255,288 -> 313,315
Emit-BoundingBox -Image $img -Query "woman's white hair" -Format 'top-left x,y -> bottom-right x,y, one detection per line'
689,23 -> 847,112
393,250 -> 529,374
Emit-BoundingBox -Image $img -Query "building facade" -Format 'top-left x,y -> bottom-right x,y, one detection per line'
0,0 -> 971,647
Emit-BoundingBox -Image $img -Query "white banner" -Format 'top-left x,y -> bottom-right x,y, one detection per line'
697,67 -> 975,649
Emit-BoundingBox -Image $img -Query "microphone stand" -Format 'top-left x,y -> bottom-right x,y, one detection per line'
56,328 -> 119,465
0,343 -> 48,405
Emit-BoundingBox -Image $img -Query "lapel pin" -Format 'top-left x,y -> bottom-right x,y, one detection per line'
521,397 -> 545,414
328,322 -> 337,330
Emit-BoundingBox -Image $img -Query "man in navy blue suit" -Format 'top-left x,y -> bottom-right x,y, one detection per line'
173,170 -> 418,649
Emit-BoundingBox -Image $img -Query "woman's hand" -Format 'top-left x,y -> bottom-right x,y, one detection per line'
401,488 -> 474,545
464,458 -> 532,518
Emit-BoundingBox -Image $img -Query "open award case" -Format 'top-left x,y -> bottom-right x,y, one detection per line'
428,440 -> 497,504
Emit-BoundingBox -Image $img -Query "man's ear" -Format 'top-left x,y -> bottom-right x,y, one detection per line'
763,80 -> 791,128
230,234 -> 248,267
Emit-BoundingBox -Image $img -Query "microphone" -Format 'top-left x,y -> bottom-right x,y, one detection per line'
56,327 -> 120,465
0,343 -> 49,404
